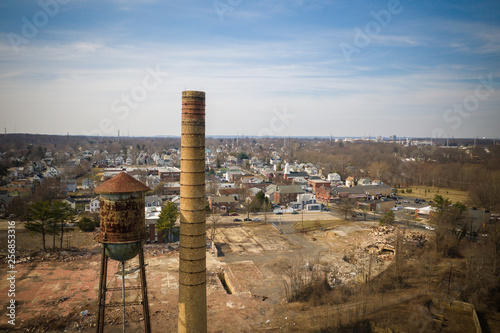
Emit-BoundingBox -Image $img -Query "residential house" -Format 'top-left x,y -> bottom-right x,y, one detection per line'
0,187 -> 31,197
63,197 -> 77,209
170,196 -> 181,208
290,193 -> 318,211
85,196 -> 100,213
304,165 -> 318,176
239,181 -> 266,191
164,182 -> 180,195
345,176 -> 355,187
145,209 -> 162,243
327,173 -> 342,184
218,188 -> 240,200
224,169 -> 243,182
357,178 -> 371,186
248,188 -> 264,197
9,179 -> 29,188
44,166 -> 60,178
146,175 -> 161,190
145,195 -> 162,209
208,195 -> 238,213
81,178 -> 95,190
32,173 -> 44,183
283,171 -> 309,181
265,184 -> 305,206
7,167 -> 19,179
60,179 -> 77,193
291,177 -> 309,186
270,157 -> 281,165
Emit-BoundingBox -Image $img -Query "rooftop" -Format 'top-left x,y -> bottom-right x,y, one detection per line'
95,172 -> 150,194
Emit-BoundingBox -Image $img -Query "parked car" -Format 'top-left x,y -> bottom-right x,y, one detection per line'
229,212 -> 239,216
275,212 -> 283,215
233,218 -> 241,222
291,211 -> 299,215
244,218 -> 251,221
253,218 -> 261,221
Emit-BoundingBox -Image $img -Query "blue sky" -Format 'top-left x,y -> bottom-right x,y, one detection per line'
0,0 -> 499,138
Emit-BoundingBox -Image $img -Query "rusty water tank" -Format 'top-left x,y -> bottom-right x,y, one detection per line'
94,172 -> 150,261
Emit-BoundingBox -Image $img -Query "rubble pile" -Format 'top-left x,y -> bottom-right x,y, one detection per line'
143,243 -> 179,256
368,225 -> 428,248
324,225 -> 428,287
2,249 -> 94,264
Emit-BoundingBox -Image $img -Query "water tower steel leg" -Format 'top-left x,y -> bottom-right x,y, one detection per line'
122,261 -> 126,333
139,245 -> 151,333
97,245 -> 108,333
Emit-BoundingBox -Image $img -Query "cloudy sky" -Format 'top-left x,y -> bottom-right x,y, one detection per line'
0,0 -> 499,138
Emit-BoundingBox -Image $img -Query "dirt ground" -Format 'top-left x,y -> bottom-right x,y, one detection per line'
0,216 -> 484,332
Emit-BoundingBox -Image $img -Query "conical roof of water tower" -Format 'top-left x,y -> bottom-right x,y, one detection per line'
95,172 -> 150,194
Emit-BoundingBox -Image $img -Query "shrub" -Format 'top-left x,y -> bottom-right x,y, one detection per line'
77,216 -> 98,232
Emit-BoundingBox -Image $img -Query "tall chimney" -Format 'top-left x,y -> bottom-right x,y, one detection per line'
178,91 -> 207,333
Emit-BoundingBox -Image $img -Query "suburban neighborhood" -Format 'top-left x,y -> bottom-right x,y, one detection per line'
0,134 -> 499,332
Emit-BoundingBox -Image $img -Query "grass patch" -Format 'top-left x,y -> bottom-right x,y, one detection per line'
399,186 -> 470,204
293,219 -> 344,232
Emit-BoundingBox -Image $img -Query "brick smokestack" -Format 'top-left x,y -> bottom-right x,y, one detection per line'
178,91 -> 207,332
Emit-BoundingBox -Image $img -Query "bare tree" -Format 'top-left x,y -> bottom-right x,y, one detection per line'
206,181 -> 219,197
208,213 -> 222,241
486,222 -> 500,275
279,255 -> 327,303
336,199 -> 355,220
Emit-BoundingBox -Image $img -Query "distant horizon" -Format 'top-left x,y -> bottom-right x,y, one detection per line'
1,132 -> 498,142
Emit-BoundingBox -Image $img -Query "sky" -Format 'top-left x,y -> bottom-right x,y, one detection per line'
0,0 -> 499,139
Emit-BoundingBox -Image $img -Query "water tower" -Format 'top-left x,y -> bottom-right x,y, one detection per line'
94,172 -> 151,333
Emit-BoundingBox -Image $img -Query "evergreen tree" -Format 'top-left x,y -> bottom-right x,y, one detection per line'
24,201 -> 53,252
156,202 -> 179,243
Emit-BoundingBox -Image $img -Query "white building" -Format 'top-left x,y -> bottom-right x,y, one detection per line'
85,197 -> 100,213
290,193 -> 318,211
327,173 -> 342,183
284,163 -> 290,174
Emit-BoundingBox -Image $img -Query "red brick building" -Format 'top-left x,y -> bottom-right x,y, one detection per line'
209,195 -> 238,212
266,184 -> 305,206
307,179 -> 331,192
315,184 -> 393,204
157,167 -> 181,182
